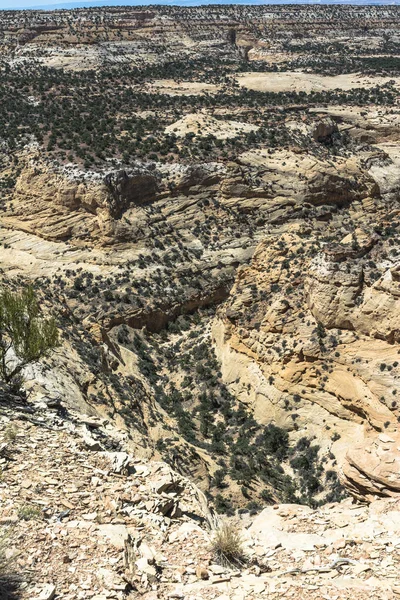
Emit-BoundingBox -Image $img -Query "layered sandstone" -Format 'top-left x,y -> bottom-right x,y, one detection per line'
214,223 -> 400,499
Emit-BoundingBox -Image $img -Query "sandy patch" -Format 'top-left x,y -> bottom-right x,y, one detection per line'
38,56 -> 100,71
247,50 -> 296,63
236,71 -> 399,93
20,45 -> 103,71
165,113 -> 259,139
149,79 -> 220,96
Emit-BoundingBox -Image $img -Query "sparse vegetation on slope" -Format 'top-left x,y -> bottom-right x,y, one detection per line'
112,312 -> 346,512
0,528 -> 19,600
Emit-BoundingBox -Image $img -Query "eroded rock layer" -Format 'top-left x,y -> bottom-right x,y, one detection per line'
214,221 -> 400,499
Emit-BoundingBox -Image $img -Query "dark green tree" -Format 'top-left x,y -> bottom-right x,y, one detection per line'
0,287 -> 58,392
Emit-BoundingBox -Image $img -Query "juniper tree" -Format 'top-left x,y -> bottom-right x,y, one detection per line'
0,287 -> 58,393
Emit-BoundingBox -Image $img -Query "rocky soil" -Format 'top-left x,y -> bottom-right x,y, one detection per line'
2,399 -> 400,600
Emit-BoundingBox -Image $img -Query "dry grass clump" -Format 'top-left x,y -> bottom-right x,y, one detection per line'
211,521 -> 246,568
17,504 -> 42,522
0,528 -> 20,600
3,425 -> 18,443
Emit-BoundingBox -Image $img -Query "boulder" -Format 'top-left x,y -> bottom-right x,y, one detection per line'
310,117 -> 339,142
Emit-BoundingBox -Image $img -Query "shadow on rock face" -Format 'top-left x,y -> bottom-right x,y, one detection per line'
104,169 -> 158,218
0,577 -> 22,600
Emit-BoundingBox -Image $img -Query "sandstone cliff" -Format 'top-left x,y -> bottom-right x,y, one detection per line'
214,224 -> 400,500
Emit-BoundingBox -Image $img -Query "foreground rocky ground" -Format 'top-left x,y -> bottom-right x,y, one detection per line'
2,399 -> 400,600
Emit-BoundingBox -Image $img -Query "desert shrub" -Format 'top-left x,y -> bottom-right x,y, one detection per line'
17,504 -> 42,521
212,469 -> 227,489
211,522 -> 246,567
257,424 -> 289,460
3,425 -> 17,443
0,287 -> 58,393
214,494 -> 234,516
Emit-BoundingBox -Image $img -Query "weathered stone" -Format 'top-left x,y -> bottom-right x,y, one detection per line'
33,584 -> 56,600
97,524 -> 129,549
102,451 -> 131,474
195,565 -> 209,580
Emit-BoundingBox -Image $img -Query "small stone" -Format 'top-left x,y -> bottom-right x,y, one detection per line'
208,564 -> 226,575
136,557 -> 157,577
168,588 -> 184,598
34,584 -> 56,600
82,432 -> 102,451
392,586 -> 400,596
332,538 -> 346,550
44,478 -> 59,485
211,575 -> 231,584
153,476 -> 184,495
353,562 -> 372,575
379,434 -> 395,444
97,524 -> 129,549
82,512 -> 97,520
195,565 -> 209,580
0,515 -> 18,525
139,542 -> 156,562
102,451 -> 131,474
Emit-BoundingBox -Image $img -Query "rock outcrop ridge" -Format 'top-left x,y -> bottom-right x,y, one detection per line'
214,224 -> 400,500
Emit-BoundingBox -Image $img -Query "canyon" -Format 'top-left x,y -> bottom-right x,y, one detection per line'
1,4 -> 400,599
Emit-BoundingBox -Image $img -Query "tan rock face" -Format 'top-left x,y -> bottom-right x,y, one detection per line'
229,150 -> 378,209
214,226 -> 400,499
0,148 -> 381,343
8,162 -> 109,243
310,116 -> 339,142
5,149 -> 377,250
306,233 -> 400,343
344,432 -> 400,499
2,140 -> 399,509
5,160 -> 163,246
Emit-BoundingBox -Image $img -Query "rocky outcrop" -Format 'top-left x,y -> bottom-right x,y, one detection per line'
344,432 -> 400,499
4,162 -> 111,244
213,225 -> 400,500
5,148 -> 378,248
306,232 -> 400,342
104,169 -> 158,217
310,116 -> 339,142
231,150 -> 379,209
3,160 -> 161,245
1,147 -> 381,344
2,140 -> 398,505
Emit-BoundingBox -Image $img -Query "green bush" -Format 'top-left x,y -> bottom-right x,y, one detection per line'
0,287 -> 58,393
